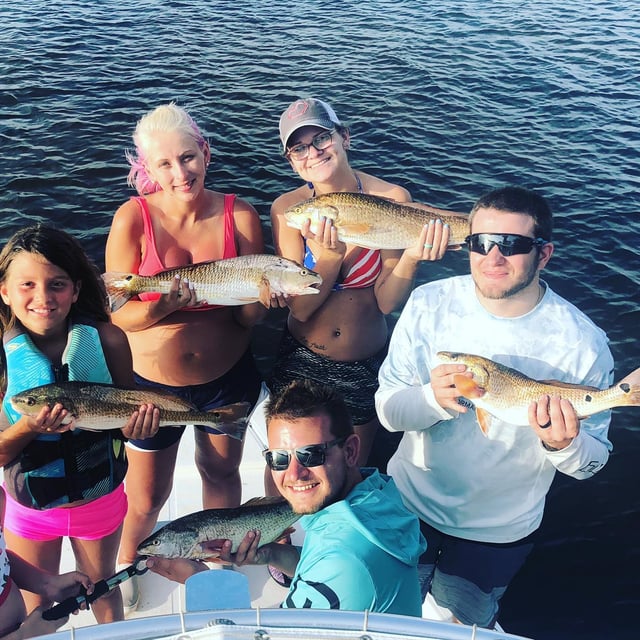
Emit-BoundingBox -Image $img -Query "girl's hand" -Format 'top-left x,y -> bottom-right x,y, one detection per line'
41,570 -> 94,605
27,403 -> 74,434
16,606 -> 70,639
121,404 -> 160,440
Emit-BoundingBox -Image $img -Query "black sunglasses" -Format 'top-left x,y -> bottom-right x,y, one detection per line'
465,233 -> 547,256
263,437 -> 347,471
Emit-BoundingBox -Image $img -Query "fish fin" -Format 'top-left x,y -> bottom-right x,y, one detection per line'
258,278 -> 271,308
618,381 -> 640,407
241,496 -> 288,507
453,375 -> 486,399
476,409 -> 491,436
102,271 -> 135,312
340,223 -> 373,237
540,379 -> 600,392
206,402 -> 251,422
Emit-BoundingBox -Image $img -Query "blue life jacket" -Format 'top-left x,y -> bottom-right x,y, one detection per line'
2,320 -> 127,510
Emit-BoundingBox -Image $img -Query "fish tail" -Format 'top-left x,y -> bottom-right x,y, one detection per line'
620,382 -> 640,407
205,402 -> 251,441
208,418 -> 248,441
102,272 -> 135,312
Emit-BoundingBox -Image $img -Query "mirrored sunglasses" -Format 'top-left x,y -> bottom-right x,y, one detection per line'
263,437 -> 346,471
286,129 -> 336,161
465,233 -> 547,256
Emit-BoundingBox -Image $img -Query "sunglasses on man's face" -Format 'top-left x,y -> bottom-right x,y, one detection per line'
465,233 -> 547,257
263,437 -> 346,471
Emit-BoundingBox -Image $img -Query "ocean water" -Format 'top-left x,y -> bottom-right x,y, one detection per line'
1,1 -> 639,638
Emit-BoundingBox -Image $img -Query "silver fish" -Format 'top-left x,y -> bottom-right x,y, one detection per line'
103,254 -> 322,312
9,382 -> 250,440
137,496 -> 300,560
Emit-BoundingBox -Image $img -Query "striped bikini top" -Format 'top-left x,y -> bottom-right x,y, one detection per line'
303,174 -> 381,290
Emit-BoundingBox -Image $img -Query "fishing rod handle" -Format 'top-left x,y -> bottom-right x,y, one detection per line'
42,579 -> 110,621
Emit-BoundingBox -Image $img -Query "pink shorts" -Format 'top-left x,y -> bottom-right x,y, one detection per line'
3,484 -> 127,541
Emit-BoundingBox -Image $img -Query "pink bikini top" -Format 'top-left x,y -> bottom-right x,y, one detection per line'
134,194 -> 237,310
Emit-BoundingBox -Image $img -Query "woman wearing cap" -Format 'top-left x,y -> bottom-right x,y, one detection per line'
269,97 -> 452,467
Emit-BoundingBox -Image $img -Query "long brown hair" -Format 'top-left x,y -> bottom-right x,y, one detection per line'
0,224 -> 109,333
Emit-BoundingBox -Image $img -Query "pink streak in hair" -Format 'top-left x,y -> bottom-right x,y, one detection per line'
126,149 -> 161,195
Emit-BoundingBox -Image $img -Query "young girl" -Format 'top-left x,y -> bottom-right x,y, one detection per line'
106,103 -> 265,611
1,486 -> 93,639
0,225 -> 158,623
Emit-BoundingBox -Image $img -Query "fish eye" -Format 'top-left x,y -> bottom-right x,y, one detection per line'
152,539 -> 160,546
27,397 -> 36,406
300,269 -> 309,275
125,275 -> 133,282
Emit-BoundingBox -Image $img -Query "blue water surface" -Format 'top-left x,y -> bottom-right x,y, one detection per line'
1,1 -> 639,638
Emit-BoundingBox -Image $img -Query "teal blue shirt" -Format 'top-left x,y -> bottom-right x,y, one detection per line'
282,468 -> 426,616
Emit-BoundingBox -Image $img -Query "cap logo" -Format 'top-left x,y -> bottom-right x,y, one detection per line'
286,100 -> 310,120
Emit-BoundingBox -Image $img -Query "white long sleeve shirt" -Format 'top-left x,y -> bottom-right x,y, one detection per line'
375,275 -> 613,543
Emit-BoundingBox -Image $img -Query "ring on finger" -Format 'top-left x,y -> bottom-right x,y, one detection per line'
539,420 -> 551,428
423,243 -> 433,249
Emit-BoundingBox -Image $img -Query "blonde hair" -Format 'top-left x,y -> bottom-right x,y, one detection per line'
125,103 -> 208,195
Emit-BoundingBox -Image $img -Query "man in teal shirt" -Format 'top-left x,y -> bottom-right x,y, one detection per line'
149,379 -> 425,616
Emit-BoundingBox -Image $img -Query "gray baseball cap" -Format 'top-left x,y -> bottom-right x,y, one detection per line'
279,98 -> 342,151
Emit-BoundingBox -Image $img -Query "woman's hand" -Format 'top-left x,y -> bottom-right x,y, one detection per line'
302,217 -> 346,260
403,219 -> 450,262
121,404 -> 160,440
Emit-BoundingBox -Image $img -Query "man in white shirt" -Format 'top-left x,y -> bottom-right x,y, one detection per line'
375,185 -> 613,628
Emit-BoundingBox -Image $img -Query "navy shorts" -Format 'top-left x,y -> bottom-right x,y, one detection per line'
419,520 -> 535,627
269,327 -> 387,426
128,349 -> 262,451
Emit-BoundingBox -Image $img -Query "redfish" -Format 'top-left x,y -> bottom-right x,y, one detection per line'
438,351 -> 640,435
103,254 -> 322,312
284,192 -> 469,249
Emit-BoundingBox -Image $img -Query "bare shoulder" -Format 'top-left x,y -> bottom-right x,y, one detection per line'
271,185 -> 311,218
230,194 -> 260,219
110,197 -> 144,234
357,172 -> 412,203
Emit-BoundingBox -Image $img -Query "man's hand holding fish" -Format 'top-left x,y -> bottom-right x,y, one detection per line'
528,394 -> 580,451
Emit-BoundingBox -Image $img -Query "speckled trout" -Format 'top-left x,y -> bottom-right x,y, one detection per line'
438,351 -> 640,434
137,497 -> 300,560
9,382 -> 250,440
103,254 -> 322,312
284,192 -> 469,249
